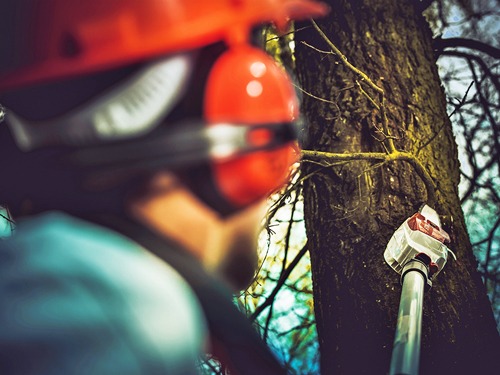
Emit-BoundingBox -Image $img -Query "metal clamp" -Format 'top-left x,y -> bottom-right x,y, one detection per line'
401,258 -> 432,291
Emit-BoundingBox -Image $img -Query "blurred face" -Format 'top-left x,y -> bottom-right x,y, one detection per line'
128,172 -> 267,291
208,201 -> 267,290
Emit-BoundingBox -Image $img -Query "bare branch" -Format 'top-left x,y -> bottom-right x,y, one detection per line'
440,50 -> 500,93
434,37 -> 500,59
310,20 -> 384,95
250,244 -> 309,322
301,149 -> 437,205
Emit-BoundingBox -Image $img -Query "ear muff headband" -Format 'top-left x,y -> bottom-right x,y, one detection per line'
6,53 -> 195,151
67,120 -> 301,170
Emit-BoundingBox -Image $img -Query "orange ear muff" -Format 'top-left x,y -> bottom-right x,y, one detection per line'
204,45 -> 299,208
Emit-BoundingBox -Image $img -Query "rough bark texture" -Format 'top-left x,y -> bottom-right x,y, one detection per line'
295,0 -> 500,374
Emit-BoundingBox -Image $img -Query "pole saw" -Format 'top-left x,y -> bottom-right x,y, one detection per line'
384,205 -> 456,375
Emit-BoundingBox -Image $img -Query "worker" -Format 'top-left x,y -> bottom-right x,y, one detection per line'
0,1 -> 328,374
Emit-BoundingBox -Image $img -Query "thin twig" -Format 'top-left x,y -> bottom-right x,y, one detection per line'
311,19 -> 384,94
356,80 -> 381,110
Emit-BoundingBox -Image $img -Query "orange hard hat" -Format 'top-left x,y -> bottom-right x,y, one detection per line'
0,0 -> 328,91
0,0 -> 329,212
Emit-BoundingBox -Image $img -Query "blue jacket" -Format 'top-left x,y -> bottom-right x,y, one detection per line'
0,212 -> 207,374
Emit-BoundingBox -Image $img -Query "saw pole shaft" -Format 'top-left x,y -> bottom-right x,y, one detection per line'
389,268 -> 426,375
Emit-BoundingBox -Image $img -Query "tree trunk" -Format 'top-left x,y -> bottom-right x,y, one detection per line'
295,0 -> 500,374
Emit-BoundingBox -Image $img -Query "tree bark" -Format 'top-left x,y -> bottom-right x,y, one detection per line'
295,0 -> 500,374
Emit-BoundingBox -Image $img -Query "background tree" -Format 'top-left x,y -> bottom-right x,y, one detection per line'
210,1 -> 500,374
291,0 -> 499,374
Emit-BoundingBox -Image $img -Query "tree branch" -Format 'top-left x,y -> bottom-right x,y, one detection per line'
301,149 -> 437,205
434,37 -> 500,59
310,20 -> 384,95
440,50 -> 500,93
250,243 -> 309,322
